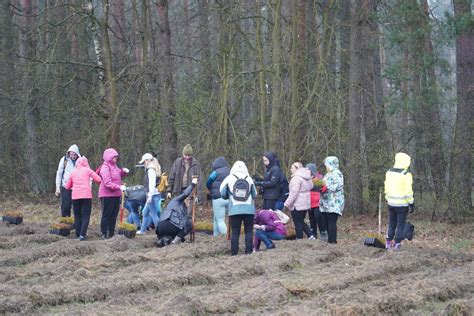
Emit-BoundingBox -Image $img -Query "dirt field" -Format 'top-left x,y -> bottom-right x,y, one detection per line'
0,200 -> 473,315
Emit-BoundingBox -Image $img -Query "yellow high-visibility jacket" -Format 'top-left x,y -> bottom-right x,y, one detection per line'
384,153 -> 414,207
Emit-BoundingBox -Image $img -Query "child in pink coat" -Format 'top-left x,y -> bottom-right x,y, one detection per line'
65,156 -> 101,240
98,148 -> 129,239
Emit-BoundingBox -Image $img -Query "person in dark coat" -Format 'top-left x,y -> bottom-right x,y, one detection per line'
156,178 -> 198,247
206,156 -> 230,236
254,152 -> 282,210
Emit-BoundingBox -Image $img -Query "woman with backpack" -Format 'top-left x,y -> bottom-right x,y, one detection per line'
98,148 -> 129,239
253,209 -> 287,251
136,153 -> 162,235
220,161 -> 257,255
254,152 -> 282,210
206,156 -> 230,236
284,162 -> 315,240
65,156 -> 101,241
320,156 -> 345,244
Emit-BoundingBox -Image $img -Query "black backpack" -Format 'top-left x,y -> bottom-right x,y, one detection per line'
279,174 -> 289,202
231,175 -> 251,202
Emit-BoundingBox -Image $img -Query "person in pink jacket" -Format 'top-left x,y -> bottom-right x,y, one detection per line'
98,148 -> 129,239
284,162 -> 315,240
65,157 -> 101,241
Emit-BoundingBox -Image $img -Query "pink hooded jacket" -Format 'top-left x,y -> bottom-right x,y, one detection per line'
284,167 -> 313,211
65,157 -> 101,200
98,148 -> 127,198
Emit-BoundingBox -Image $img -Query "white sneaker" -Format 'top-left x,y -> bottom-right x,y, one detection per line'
308,235 -> 316,240
136,230 -> 145,235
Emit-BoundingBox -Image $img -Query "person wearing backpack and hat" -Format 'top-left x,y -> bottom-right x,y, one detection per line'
98,148 -> 130,239
320,156 -> 345,244
384,152 -> 415,251
284,162 -> 315,240
306,163 -> 327,240
65,157 -> 101,241
137,153 -> 162,235
166,144 -> 203,202
206,156 -> 230,236
220,161 -> 257,255
254,152 -> 282,210
55,144 -> 81,217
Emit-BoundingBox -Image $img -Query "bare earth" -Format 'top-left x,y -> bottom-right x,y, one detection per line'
0,201 -> 473,315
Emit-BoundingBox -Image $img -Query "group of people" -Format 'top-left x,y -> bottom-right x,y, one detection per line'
207,152 -> 345,255
55,143 -> 414,253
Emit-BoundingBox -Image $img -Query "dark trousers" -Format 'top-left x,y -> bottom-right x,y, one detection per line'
263,199 -> 277,210
308,207 -> 325,237
156,220 -> 185,239
387,206 -> 408,244
72,199 -> 92,237
60,187 -> 73,217
291,210 -> 313,239
229,214 -> 254,255
324,212 -> 339,243
100,197 -> 120,237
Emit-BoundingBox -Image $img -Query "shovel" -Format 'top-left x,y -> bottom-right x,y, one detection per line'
363,190 -> 386,249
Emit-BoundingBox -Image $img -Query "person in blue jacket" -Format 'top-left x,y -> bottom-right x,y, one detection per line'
206,156 -> 230,236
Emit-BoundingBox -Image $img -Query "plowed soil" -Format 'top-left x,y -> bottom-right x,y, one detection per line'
0,201 -> 473,315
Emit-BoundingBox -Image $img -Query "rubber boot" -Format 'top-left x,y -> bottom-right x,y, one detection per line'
320,231 -> 328,242
394,243 -> 401,251
385,240 -> 393,250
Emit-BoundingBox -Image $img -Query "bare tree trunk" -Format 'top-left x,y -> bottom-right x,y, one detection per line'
101,0 -> 120,148
269,0 -> 282,152
255,1 -> 269,151
156,0 -> 177,168
347,0 -> 372,214
450,0 -> 474,217
198,0 -> 212,92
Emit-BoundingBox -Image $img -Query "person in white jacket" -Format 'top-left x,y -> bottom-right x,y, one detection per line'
55,144 -> 81,217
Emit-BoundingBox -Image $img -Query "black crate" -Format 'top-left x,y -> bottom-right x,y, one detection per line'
2,216 -> 23,225
118,229 -> 136,238
49,228 -> 71,237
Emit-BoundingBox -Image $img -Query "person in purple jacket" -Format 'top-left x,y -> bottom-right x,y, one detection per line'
253,209 -> 287,251
98,148 -> 129,239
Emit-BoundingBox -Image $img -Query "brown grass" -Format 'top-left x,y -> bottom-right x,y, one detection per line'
0,199 -> 472,314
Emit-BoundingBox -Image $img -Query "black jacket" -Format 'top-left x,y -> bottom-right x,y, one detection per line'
158,183 -> 195,232
208,156 -> 230,199
261,152 -> 282,200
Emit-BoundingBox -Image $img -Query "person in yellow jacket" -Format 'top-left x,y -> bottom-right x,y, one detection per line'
384,152 -> 414,250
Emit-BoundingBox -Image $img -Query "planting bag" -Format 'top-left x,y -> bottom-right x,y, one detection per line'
404,222 -> 415,241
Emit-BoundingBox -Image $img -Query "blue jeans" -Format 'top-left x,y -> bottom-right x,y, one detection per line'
212,198 -> 228,236
124,199 -> 144,229
140,194 -> 161,232
254,229 -> 285,249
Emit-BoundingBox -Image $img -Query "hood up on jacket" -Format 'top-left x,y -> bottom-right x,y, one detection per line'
324,156 -> 340,172
67,144 -> 81,158
230,161 -> 252,179
212,156 -> 229,170
263,151 -> 278,168
393,152 -> 411,171
75,156 -> 90,169
103,148 -> 119,164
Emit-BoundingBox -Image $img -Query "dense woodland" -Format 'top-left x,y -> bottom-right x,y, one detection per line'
0,0 -> 472,219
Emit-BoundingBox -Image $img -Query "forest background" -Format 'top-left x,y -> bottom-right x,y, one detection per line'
0,0 -> 472,220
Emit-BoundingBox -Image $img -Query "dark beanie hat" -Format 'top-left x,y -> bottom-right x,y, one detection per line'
306,163 -> 317,176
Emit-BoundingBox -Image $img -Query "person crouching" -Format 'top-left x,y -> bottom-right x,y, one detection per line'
156,177 -> 198,247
